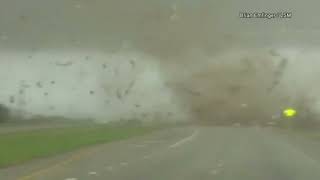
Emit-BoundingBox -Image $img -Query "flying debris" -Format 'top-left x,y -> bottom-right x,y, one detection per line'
184,89 -> 202,96
275,58 -> 288,77
19,15 -> 28,22
55,61 -> 73,67
20,80 -> 31,88
9,96 -> 15,103
269,49 -> 280,57
227,85 -> 242,94
21,84 -> 31,88
176,86 -> 202,96
268,58 -> 288,93
166,82 -> 201,96
116,89 -> 122,100
129,60 -> 135,68
142,113 -> 148,118
19,89 -> 24,95
124,80 -> 136,96
36,81 -> 43,88
240,58 -> 255,73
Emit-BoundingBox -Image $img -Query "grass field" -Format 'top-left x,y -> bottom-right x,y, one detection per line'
0,124 -> 160,167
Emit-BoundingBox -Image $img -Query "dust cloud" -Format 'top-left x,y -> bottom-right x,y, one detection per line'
0,0 -> 320,125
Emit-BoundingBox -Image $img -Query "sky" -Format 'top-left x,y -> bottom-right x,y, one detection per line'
0,0 -> 319,122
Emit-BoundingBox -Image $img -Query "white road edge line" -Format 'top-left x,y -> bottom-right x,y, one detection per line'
120,162 -> 129,166
88,171 -> 98,175
169,129 -> 199,148
106,166 -> 113,171
210,169 -> 220,175
130,144 -> 147,148
144,140 -> 165,144
143,155 -> 151,159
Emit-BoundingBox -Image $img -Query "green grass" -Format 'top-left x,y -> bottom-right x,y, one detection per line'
0,124 -> 160,167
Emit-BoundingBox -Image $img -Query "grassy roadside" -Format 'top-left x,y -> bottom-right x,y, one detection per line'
0,124 -> 162,168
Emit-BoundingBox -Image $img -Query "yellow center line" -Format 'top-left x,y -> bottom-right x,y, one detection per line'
17,149 -> 96,180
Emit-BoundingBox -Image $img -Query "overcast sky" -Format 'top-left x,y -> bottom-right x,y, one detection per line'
0,0 -> 319,121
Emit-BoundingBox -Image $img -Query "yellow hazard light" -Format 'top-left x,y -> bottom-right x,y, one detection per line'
283,108 -> 297,117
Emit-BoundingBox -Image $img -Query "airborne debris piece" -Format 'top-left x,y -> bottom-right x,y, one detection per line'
19,15 -> 28,22
186,89 -> 201,96
274,58 -> 288,77
176,86 -> 201,96
19,89 -> 24,95
166,83 -> 201,96
89,90 -> 95,95
228,85 -> 242,94
135,104 -> 141,108
116,90 -> 122,100
9,96 -> 15,103
36,82 -> 43,88
129,60 -> 135,68
51,80 -> 55,84
102,64 -> 107,69
124,89 -> 129,96
269,49 -> 280,57
21,83 -> 31,88
268,58 -> 288,92
240,58 -> 255,73
44,92 -> 48,96
55,61 -> 73,66
124,80 -> 136,96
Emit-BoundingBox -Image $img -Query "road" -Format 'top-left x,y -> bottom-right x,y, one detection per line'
2,126 -> 320,180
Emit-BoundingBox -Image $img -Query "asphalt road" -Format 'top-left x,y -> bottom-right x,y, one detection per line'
3,126 -> 320,180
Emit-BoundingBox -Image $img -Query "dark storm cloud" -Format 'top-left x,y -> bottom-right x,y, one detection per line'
1,0 -> 319,54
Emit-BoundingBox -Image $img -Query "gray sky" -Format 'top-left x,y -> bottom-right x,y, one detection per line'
0,0 -> 319,122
